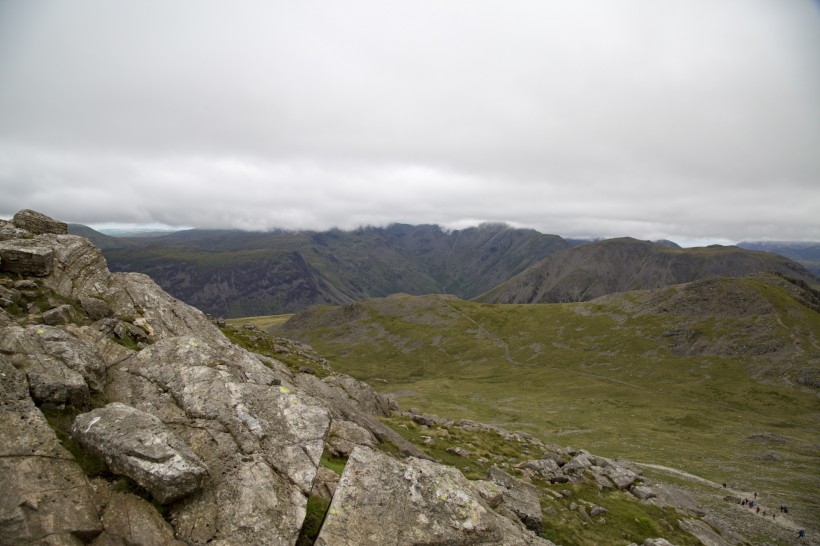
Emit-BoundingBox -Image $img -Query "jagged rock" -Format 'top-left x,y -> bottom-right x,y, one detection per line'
643,539 -> 674,546
89,490 -> 186,546
0,357 -> 103,545
472,480 -> 505,508
645,482 -> 706,517
589,505 -> 608,517
0,218 -> 30,240
80,296 -> 114,320
104,335 -> 331,544
32,233 -> 224,343
486,465 -> 544,535
631,485 -> 657,500
312,466 -> 340,501
447,446 -> 472,457
315,447 -> 555,546
678,518 -> 734,546
0,285 -> 19,308
43,303 -> 77,325
327,419 -> 377,457
12,209 -> 68,235
294,372 -> 429,460
324,374 -> 396,416
72,403 -> 208,504
412,413 -> 437,426
0,240 -> 54,276
0,324 -> 107,407
602,463 -> 640,489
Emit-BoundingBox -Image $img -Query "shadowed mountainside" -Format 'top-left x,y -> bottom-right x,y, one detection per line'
77,223 -> 570,317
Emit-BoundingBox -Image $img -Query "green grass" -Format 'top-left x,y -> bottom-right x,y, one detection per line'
377,413 -> 702,545
226,314 -> 294,330
275,279 -> 820,531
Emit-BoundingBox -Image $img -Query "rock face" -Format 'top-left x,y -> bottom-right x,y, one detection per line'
72,403 -> 208,504
486,466 -> 544,535
12,209 -> 69,235
315,447 -> 554,546
0,356 -> 103,545
0,211 -> 337,544
0,240 -> 55,276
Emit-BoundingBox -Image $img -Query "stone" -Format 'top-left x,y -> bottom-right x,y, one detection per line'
631,485 -> 657,500
0,358 -> 103,544
0,324 -> 107,407
0,240 -> 54,276
312,466 -> 340,501
0,285 -> 19,308
486,465 -> 544,535
294,372 -> 428,460
447,446 -> 472,457
678,518 -> 734,546
72,403 -> 208,504
315,447 -> 555,546
603,463 -> 639,489
80,296 -> 114,320
43,304 -> 77,325
643,539 -> 674,546
472,480 -> 505,509
327,419 -> 377,457
104,335 -> 331,544
89,491 -> 186,546
12,209 -> 68,235
0,218 -> 30,240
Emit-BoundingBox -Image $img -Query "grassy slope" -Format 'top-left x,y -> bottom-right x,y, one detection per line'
276,276 -> 820,531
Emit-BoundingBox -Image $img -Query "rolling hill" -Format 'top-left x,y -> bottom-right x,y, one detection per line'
276,272 -> 820,533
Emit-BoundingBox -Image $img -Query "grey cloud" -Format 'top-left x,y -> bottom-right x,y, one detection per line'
0,0 -> 818,244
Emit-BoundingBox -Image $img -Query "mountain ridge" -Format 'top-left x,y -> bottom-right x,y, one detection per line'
477,237 -> 816,304
69,223 -> 817,318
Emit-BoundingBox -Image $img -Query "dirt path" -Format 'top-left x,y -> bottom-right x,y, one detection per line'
635,462 -> 806,535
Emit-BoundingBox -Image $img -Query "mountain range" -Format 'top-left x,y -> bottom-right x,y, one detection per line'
68,223 -> 817,317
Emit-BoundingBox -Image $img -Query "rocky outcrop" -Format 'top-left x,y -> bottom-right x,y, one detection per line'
0,239 -> 55,276
486,466 -> 544,535
13,209 -> 69,235
1,211 -> 337,544
0,356 -> 103,545
89,488 -> 185,546
72,403 -> 208,504
0,323 -> 107,407
315,446 -> 554,546
103,335 -> 332,544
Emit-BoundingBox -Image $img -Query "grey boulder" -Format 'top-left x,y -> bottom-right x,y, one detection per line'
72,403 -> 207,504
316,446 -> 554,546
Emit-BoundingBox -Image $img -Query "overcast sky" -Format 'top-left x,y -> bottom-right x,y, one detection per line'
1,1 -> 818,245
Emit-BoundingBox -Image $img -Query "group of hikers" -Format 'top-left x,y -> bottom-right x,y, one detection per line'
737,491 -> 806,540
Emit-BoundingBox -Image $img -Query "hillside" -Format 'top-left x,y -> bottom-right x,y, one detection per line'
278,274 -> 820,538
94,223 -> 570,316
477,237 -> 817,304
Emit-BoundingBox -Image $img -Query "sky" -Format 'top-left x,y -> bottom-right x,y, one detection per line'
1,1 -> 819,246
